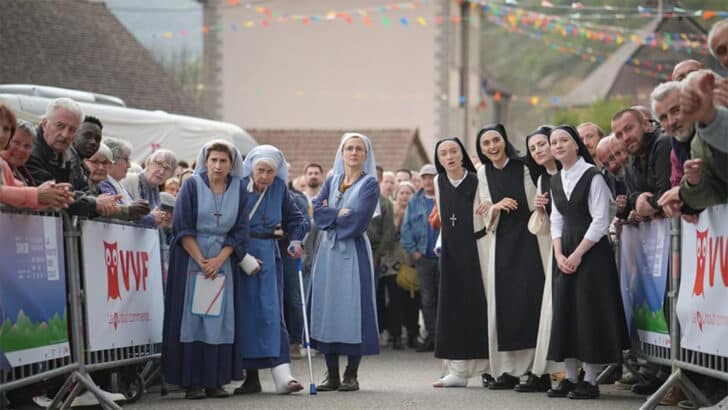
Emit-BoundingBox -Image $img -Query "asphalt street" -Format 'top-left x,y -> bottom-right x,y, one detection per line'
126,349 -> 653,410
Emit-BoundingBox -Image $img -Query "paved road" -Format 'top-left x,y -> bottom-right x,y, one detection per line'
127,349 -> 654,409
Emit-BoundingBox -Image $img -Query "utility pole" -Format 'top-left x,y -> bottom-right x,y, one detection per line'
460,1 -> 471,149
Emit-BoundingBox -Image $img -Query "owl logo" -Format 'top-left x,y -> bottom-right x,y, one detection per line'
104,241 -> 121,300
692,229 -> 708,297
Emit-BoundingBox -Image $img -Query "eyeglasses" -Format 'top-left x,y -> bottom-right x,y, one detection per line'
151,159 -> 172,172
87,159 -> 111,167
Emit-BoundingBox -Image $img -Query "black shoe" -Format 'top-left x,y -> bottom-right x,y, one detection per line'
481,373 -> 495,388
316,368 -> 341,392
568,381 -> 600,399
548,379 -> 577,398
338,366 -> 359,392
515,374 -> 551,393
406,336 -> 417,349
488,374 -> 519,390
631,377 -> 664,395
416,339 -> 434,352
185,385 -> 206,400
205,386 -> 229,398
392,336 -> 404,350
233,371 -> 262,395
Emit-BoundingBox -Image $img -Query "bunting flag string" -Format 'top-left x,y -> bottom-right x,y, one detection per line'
144,0 -> 726,42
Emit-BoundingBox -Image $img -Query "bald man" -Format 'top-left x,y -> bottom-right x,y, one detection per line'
608,134 -> 630,168
672,59 -> 703,81
708,19 -> 728,69
596,136 -> 628,217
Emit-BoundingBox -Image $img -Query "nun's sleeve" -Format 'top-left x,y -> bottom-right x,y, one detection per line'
223,179 -> 249,259
313,176 -> 338,229
334,177 -> 380,240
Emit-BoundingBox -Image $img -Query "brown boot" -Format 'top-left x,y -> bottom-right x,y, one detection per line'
316,368 -> 340,392
338,366 -> 359,391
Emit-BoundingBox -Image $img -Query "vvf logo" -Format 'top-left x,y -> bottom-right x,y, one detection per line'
692,229 -> 728,297
103,241 -> 150,301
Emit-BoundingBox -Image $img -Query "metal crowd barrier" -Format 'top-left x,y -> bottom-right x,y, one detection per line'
0,210 -> 167,409
637,217 -> 728,410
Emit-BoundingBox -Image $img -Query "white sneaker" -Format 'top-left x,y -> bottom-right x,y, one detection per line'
70,389 -> 126,407
379,330 -> 391,347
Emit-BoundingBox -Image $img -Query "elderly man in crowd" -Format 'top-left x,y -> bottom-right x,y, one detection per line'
24,97 -> 119,217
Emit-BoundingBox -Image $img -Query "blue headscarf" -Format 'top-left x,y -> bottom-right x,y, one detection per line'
242,144 -> 288,182
194,139 -> 245,178
332,132 -> 377,179
331,132 -> 380,217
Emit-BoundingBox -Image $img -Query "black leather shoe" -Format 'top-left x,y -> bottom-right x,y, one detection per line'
392,337 -> 404,350
338,366 -> 359,392
205,386 -> 229,398
568,381 -> 600,399
185,385 -> 206,400
233,371 -> 262,395
481,373 -> 495,388
316,368 -> 341,392
547,379 -> 577,398
515,374 -> 551,393
630,377 -> 664,395
488,374 -> 519,390
416,339 -> 434,352
406,335 -> 418,349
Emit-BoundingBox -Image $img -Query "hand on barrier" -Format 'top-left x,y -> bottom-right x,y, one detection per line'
635,192 -> 658,218
151,208 -> 169,226
37,181 -> 74,208
96,194 -> 122,216
128,200 -> 151,220
657,187 -> 683,218
681,214 -> 699,224
713,76 -> 728,108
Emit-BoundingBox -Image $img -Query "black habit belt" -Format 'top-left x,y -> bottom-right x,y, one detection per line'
474,228 -> 487,239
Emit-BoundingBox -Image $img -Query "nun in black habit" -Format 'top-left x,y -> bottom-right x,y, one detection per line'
545,125 -> 629,400
431,138 -> 490,388
474,124 -> 546,390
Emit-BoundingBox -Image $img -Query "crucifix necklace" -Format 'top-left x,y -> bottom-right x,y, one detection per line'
213,190 -> 225,226
450,213 -> 457,227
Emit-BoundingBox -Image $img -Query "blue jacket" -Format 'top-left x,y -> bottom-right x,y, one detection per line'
400,189 -> 437,256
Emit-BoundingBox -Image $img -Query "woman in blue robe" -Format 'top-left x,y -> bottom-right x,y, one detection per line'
234,145 -> 308,395
161,140 -> 248,400
310,133 -> 381,392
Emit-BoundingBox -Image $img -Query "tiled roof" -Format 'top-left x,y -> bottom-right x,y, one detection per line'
247,128 -> 430,178
0,0 -> 205,117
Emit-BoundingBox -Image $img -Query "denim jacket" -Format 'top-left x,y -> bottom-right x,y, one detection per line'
400,189 -> 437,256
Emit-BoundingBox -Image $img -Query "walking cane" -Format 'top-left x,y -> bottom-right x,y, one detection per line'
297,258 -> 317,395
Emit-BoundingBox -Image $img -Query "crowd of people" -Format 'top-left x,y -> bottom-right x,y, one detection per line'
2,17 -> 728,408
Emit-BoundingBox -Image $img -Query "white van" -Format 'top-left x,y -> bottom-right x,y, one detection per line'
0,84 -> 257,163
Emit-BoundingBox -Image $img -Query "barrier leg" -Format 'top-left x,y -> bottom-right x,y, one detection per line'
596,363 -> 620,384
639,370 -> 680,410
59,378 -> 83,410
46,373 -> 77,409
679,370 -> 712,408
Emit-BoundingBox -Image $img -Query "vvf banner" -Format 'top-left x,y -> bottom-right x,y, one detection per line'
620,219 -> 670,347
80,221 -> 164,351
0,213 -> 69,369
677,205 -> 728,356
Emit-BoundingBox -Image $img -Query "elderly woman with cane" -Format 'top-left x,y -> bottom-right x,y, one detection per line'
234,145 -> 308,395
